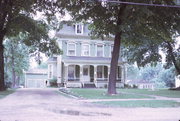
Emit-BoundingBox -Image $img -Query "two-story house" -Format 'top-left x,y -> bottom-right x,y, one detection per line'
48,22 -> 127,88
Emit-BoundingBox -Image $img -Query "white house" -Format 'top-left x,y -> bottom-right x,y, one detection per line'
47,22 -> 127,88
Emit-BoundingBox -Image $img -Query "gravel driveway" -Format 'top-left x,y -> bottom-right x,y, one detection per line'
0,88 -> 180,121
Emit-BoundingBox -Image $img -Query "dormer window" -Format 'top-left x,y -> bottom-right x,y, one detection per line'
75,24 -> 83,35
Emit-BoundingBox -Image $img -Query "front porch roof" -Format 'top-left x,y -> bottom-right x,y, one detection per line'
62,56 -> 125,65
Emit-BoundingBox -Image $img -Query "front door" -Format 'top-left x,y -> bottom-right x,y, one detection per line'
83,65 -> 90,82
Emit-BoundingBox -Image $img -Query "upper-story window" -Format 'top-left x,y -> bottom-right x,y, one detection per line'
97,44 -> 103,57
110,45 -> 114,57
67,43 -> 76,56
75,24 -> 83,35
82,44 -> 90,56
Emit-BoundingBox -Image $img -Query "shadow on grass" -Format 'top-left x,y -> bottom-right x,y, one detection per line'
94,100 -> 180,108
0,89 -> 15,99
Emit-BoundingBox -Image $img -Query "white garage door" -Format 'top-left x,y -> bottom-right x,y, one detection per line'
27,79 -> 46,88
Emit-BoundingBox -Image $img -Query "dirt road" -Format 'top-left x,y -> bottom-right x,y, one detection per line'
0,88 -> 179,121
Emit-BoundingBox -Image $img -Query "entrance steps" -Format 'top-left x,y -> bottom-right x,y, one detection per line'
83,83 -> 96,88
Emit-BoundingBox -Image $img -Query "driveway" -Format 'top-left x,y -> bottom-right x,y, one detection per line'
0,88 -> 180,121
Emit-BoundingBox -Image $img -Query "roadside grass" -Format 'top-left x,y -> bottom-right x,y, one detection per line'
0,89 -> 15,99
70,88 -> 153,99
117,89 -> 180,98
95,100 -> 180,108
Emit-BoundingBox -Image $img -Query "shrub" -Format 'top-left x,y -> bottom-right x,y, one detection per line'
49,78 -> 58,87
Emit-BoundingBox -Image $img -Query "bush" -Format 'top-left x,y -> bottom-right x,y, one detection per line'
49,78 -> 58,87
124,84 -> 132,88
5,81 -> 12,88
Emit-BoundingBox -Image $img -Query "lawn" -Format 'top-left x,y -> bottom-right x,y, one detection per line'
117,89 -> 180,98
95,100 -> 180,108
70,88 -> 153,99
0,89 -> 15,99
67,88 -> 180,108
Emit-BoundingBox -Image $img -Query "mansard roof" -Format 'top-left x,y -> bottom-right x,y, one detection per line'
55,21 -> 114,41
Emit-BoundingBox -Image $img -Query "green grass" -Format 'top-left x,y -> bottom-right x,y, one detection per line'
118,89 -> 180,98
0,89 -> 15,99
70,88 -> 153,99
95,100 -> 180,108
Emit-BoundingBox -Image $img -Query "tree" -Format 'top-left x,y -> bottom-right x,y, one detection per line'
58,0 -> 180,94
0,0 -> 62,90
125,37 -> 180,75
4,36 -> 29,87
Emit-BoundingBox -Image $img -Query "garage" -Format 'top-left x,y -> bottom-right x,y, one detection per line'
25,69 -> 48,88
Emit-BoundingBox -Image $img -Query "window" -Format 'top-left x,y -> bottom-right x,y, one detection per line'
68,65 -> 80,81
67,43 -> 76,56
110,45 -> 114,57
83,66 -> 89,76
48,64 -> 53,79
75,24 -> 83,34
97,66 -> 103,78
82,44 -> 90,56
68,65 -> 75,81
97,66 -> 108,80
97,44 -> 103,57
117,66 -> 122,80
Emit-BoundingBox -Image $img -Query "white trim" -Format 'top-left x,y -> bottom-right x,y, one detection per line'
110,45 -> 114,57
67,42 -> 76,56
48,64 -> 53,79
81,43 -> 90,56
96,44 -> 104,57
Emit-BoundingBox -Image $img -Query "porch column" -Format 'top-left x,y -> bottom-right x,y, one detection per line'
64,64 -> 68,85
94,65 -> 97,83
108,65 -> 110,82
57,56 -> 62,85
122,65 -> 126,83
121,65 -> 124,83
79,65 -> 83,82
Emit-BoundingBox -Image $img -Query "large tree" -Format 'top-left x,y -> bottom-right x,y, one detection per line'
0,0 -> 62,91
58,0 -> 180,94
4,36 -> 29,87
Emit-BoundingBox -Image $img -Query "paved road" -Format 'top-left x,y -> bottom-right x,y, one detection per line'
0,88 -> 180,121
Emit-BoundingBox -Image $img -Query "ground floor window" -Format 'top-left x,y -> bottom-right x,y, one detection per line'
117,66 -> 122,81
97,66 -> 108,81
68,65 -> 80,81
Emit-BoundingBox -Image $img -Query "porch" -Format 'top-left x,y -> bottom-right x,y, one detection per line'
63,64 -> 124,88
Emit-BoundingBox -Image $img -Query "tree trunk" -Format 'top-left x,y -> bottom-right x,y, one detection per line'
0,36 -> 5,91
108,33 -> 122,94
166,41 -> 180,75
11,45 -> 16,87
107,5 -> 126,95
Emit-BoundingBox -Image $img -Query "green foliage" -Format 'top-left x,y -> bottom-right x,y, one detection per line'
0,89 -> 15,99
70,88 -> 152,99
0,0 -> 64,90
96,100 -> 180,108
128,64 -> 176,88
49,78 -> 58,87
4,36 -> 30,86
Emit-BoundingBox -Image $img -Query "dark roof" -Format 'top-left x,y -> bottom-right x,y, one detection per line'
25,68 -> 47,74
66,56 -> 112,61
